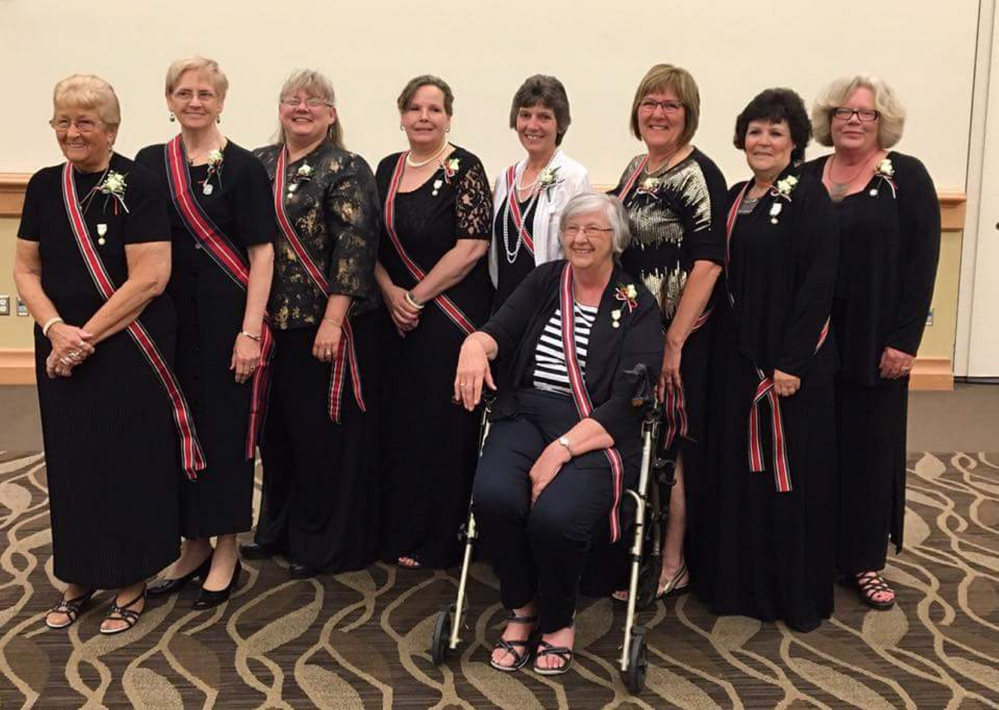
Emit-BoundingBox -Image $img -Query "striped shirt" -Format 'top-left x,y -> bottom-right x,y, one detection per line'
532,302 -> 599,397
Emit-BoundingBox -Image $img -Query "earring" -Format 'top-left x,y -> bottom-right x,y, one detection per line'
216,114 -> 222,124
169,113 -> 176,123
399,124 -> 404,131
445,126 -> 451,133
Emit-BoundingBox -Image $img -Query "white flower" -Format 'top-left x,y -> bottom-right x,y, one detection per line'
101,171 -> 127,195
641,177 -> 660,191
775,175 -> 798,197
538,166 -> 560,187
207,149 -> 224,167
877,158 -> 894,177
447,158 -> 460,173
297,163 -> 314,178
625,284 -> 638,300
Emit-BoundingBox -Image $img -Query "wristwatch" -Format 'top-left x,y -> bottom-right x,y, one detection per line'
557,436 -> 574,457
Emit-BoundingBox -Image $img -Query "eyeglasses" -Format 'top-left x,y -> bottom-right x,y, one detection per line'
639,100 -> 683,115
172,89 -> 218,102
50,118 -> 101,133
832,107 -> 880,122
281,96 -> 332,109
564,225 -> 614,237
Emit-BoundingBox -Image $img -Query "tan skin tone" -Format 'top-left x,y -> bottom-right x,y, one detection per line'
157,69 -> 274,595
454,209 -> 619,670
821,86 -> 898,606
625,87 -> 722,598
513,103 -> 559,198
372,84 -> 489,568
14,106 -> 170,632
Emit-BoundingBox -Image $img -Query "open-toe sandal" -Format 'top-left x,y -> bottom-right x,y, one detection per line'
489,613 -> 538,672
656,562 -> 690,600
100,586 -> 146,636
397,555 -> 423,570
45,589 -> 96,630
855,571 -> 895,610
533,640 -> 574,676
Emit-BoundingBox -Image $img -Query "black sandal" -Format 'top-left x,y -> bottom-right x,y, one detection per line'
534,640 -> 574,676
100,586 -> 147,636
855,571 -> 896,610
489,613 -> 539,672
45,589 -> 95,630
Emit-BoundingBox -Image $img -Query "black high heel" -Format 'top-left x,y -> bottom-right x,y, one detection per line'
192,559 -> 242,610
148,551 -> 213,597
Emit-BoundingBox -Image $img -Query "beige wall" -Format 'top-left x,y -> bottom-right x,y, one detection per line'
921,230 -> 963,359
0,0 -> 979,367
0,218 -> 32,349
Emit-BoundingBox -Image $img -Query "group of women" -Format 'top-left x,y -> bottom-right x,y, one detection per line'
15,58 -> 938,664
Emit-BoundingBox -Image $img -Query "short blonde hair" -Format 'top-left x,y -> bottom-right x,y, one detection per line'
52,74 -> 121,133
276,69 -> 343,148
165,56 -> 229,99
629,64 -> 700,145
812,74 -> 906,148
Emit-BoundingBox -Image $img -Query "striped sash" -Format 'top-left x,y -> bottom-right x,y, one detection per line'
614,155 -> 649,204
504,165 -> 535,255
558,264 -> 625,543
273,149 -> 365,423
383,153 -> 476,336
725,183 -> 829,492
60,163 -> 206,478
165,137 -> 274,458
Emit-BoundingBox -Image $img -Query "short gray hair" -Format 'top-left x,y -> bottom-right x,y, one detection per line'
812,74 -> 906,149
559,192 -> 631,254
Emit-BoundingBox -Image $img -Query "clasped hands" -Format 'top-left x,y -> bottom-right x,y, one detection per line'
45,323 -> 94,379
387,285 -> 421,338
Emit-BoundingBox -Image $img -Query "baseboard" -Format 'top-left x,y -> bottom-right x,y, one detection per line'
910,356 -> 953,391
0,348 -> 34,384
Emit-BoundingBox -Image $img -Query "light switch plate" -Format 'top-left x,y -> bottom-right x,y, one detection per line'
16,298 -> 29,317
0,295 -> 9,316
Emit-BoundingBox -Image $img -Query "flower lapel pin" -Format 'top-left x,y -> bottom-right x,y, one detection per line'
871,158 -> 896,198
201,149 -> 224,196
767,175 -> 798,224
611,284 -> 639,328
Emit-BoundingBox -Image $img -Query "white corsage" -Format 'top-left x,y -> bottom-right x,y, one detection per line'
767,175 -> 798,224
871,158 -> 897,198
611,283 -> 639,328
201,149 -> 224,195
440,157 -> 461,187
98,170 -> 129,214
538,165 -> 561,191
288,162 -> 314,195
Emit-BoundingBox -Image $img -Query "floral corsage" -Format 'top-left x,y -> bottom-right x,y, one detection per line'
871,158 -> 896,198
433,157 -> 461,196
637,176 -> 661,198
538,165 -> 562,193
97,170 -> 129,215
611,283 -> 639,328
288,162 -> 314,195
201,149 -> 224,196
767,175 -> 798,224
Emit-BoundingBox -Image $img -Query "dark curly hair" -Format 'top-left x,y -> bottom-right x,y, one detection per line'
733,88 -> 812,163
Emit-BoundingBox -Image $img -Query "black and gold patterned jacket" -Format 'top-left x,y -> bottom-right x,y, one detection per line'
254,142 -> 382,330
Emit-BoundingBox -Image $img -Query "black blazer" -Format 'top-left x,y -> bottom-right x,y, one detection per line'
480,260 -> 664,459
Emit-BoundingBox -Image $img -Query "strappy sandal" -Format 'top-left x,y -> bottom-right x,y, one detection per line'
397,555 -> 423,570
99,586 -> 146,636
489,613 -> 539,672
855,571 -> 896,610
656,561 -> 690,600
45,589 -> 96,630
533,640 -> 574,676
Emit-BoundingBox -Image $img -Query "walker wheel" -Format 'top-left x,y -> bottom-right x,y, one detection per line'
624,627 -> 647,694
431,605 -> 454,665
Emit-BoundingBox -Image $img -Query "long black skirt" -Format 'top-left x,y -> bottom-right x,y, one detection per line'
696,324 -> 837,632
36,322 -> 180,589
255,314 -> 379,572
377,306 -> 482,569
835,377 -> 908,572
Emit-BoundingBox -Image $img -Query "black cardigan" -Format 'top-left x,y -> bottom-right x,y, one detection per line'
480,260 -> 664,459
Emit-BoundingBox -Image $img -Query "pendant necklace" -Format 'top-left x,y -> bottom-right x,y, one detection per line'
828,153 -> 872,201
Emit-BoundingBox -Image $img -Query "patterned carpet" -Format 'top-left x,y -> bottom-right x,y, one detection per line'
1,450 -> 998,708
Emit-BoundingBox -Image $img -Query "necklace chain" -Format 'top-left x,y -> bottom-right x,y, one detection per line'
828,152 -> 875,198
406,140 -> 449,168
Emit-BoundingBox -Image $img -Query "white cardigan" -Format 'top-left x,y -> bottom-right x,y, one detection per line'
489,149 -> 591,286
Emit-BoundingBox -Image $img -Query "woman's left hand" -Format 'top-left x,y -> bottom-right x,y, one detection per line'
529,442 -> 571,505
657,338 -> 683,403
312,319 -> 343,364
773,369 -> 801,397
45,350 -> 75,379
879,346 -> 915,380
231,333 -> 261,384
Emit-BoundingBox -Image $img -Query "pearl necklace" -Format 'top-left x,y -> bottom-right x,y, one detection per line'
503,152 -> 557,264
406,140 -> 449,168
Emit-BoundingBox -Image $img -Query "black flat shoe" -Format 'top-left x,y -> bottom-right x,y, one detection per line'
148,552 -> 213,597
289,562 -> 319,579
239,542 -> 283,560
192,560 -> 242,610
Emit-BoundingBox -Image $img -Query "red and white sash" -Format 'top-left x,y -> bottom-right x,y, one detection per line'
165,137 -> 274,458
614,155 -> 649,205
725,183 -> 829,492
383,153 -> 476,336
60,163 -> 206,478
504,165 -> 535,256
558,264 -> 625,543
273,149 -> 365,423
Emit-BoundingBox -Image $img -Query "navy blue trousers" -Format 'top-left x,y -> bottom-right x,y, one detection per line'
472,389 -> 615,633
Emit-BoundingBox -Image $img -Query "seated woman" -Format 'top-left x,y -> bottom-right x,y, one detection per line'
454,192 -> 663,674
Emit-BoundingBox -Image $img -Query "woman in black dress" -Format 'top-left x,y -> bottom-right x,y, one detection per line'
250,69 -> 382,578
137,57 -> 275,608
611,64 -> 726,599
15,75 -> 192,634
375,75 -> 494,569
698,89 -> 838,632
804,76 -> 940,610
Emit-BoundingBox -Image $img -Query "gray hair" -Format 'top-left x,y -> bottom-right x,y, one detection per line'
559,192 -> 632,254
53,74 -> 121,132
812,74 -> 906,149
